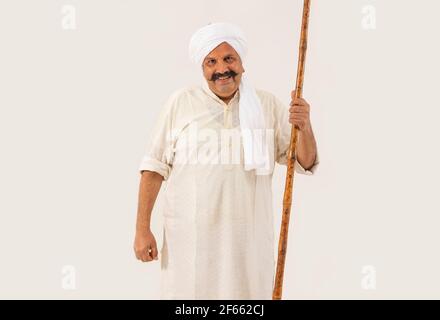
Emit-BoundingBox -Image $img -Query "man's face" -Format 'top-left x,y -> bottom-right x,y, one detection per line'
202,42 -> 245,102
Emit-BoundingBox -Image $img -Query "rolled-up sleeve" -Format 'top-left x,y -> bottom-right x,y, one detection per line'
139,155 -> 172,180
138,93 -> 179,180
292,150 -> 319,175
273,94 -> 319,175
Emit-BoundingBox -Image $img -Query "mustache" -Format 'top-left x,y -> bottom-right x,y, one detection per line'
210,70 -> 238,81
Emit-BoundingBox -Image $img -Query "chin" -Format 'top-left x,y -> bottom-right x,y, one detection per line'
216,84 -> 237,94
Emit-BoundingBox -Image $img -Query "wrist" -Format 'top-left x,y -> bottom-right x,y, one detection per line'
136,224 -> 151,235
302,123 -> 312,134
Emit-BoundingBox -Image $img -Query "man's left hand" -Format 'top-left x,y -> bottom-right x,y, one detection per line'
289,90 -> 311,131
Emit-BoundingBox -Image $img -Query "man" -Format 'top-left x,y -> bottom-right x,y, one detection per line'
134,22 -> 319,299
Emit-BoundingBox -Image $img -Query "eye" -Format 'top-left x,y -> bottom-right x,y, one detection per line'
225,56 -> 234,63
206,59 -> 216,66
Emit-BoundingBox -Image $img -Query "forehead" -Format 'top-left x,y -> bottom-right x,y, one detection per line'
205,42 -> 240,59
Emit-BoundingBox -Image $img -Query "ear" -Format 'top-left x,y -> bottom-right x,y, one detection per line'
236,56 -> 245,73
238,62 -> 245,73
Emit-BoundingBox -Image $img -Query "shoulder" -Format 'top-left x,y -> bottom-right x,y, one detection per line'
161,86 -> 198,113
255,89 -> 288,113
166,87 -> 193,103
165,85 -> 206,105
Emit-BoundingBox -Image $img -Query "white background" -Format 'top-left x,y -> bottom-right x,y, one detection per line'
0,0 -> 439,299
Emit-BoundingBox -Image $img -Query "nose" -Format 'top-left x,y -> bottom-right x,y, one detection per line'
215,60 -> 230,74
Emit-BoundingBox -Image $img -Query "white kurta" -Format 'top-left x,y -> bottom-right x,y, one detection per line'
139,82 -> 319,299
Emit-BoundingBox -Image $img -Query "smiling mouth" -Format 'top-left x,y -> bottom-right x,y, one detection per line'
216,75 -> 233,83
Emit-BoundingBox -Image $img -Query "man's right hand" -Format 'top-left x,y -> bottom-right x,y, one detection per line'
134,230 -> 159,262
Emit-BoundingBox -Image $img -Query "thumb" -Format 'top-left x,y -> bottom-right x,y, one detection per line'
291,90 -> 297,100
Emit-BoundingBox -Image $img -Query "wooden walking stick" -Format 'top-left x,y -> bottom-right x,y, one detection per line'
273,0 -> 312,300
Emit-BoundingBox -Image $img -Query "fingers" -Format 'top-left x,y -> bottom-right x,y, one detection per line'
144,246 -> 154,262
289,117 -> 308,129
150,246 -> 159,261
289,92 -> 310,115
289,104 -> 309,114
135,244 -> 158,263
134,231 -> 159,263
290,98 -> 309,106
289,112 -> 307,123
289,92 -> 310,129
291,90 -> 307,101
135,247 -> 150,262
291,90 -> 297,100
289,91 -> 310,130
289,109 -> 310,129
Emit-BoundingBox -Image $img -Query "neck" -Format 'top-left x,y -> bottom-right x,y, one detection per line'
217,90 -> 237,105
221,97 -> 233,105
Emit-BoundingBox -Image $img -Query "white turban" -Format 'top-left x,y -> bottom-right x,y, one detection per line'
189,22 -> 270,175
